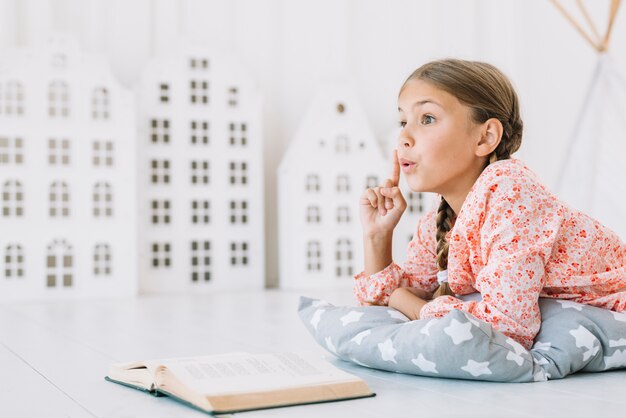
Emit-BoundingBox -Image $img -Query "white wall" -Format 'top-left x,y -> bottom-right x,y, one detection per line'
2,0 -> 625,287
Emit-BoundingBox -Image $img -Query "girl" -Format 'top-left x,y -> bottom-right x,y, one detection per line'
355,58 -> 626,350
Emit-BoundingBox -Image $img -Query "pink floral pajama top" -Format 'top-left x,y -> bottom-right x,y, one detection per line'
354,159 -> 626,349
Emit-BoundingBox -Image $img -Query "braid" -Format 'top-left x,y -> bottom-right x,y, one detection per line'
432,197 -> 456,298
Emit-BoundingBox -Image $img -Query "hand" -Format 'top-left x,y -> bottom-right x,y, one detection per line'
359,149 -> 407,237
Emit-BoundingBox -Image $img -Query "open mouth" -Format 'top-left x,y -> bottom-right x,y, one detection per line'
399,158 -> 416,169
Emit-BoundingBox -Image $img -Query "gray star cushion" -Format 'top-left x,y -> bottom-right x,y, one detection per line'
298,297 -> 626,382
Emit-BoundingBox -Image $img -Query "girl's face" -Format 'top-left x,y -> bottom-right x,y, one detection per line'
397,78 -> 486,197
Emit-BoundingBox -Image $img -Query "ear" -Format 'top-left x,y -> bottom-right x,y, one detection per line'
475,118 -> 503,158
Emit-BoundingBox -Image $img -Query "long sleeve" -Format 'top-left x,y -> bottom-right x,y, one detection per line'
420,170 -> 563,349
354,210 -> 439,306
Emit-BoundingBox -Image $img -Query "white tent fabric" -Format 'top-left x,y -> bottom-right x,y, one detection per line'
556,54 -> 626,239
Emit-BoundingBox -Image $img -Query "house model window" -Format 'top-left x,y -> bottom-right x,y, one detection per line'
151,242 -> 171,268
92,87 -> 110,119
335,134 -> 349,154
407,192 -> 424,214
190,240 -> 211,282
48,138 -> 70,165
365,175 -> 378,189
0,136 -> 23,165
151,199 -> 171,224
336,206 -> 350,223
190,160 -> 210,184
159,83 -> 169,104
305,174 -> 320,192
1,81 -> 25,116
92,140 -> 114,167
228,87 -> 238,107
336,174 -> 350,193
230,242 -> 249,266
191,200 -> 210,224
2,180 -> 23,217
306,241 -> 322,271
190,120 -> 209,145
335,238 -> 353,277
48,81 -> 69,118
46,239 -> 72,287
229,123 -> 247,147
150,119 -> 170,144
229,161 -> 248,185
93,182 -> 113,217
150,159 -> 170,184
189,79 -> 209,105
4,244 -> 24,278
306,205 -> 321,224
93,243 -> 112,276
229,200 -> 248,224
49,181 -> 70,217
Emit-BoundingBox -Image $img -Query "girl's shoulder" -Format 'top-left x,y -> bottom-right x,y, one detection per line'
474,158 -> 546,195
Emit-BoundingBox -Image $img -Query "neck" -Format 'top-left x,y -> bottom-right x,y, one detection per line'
441,161 -> 486,215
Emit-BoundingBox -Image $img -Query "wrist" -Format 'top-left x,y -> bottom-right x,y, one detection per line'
363,231 -> 393,243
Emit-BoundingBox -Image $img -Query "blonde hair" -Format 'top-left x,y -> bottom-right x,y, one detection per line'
401,59 -> 523,298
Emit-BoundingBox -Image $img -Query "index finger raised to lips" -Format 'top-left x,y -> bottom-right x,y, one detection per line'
392,149 -> 400,187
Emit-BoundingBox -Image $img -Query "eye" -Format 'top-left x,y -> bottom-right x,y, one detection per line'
421,115 -> 435,125
398,121 -> 407,128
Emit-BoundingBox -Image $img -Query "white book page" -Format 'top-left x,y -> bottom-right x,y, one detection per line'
162,352 -> 360,396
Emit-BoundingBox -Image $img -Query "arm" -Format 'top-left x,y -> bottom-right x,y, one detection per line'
419,175 -> 561,349
354,210 -> 439,306
388,287 -> 430,320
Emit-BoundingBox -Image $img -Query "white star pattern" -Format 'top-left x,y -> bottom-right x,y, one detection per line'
340,310 -> 364,326
420,319 -> 435,336
310,308 -> 325,330
604,349 -> 626,369
378,339 -> 398,363
388,310 -> 409,322
312,300 -> 330,308
505,338 -> 527,366
325,336 -> 337,354
533,356 -> 550,365
609,338 -> 626,347
444,319 -> 474,345
569,325 -> 600,361
612,311 -> 626,322
532,341 -> 552,351
461,359 -> 492,377
533,369 -> 548,382
556,300 -> 583,311
351,329 -> 371,345
411,353 -> 438,374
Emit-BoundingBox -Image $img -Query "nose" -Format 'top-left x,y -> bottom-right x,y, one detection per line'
398,128 -> 414,148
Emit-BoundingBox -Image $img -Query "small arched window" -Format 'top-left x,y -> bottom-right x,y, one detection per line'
46,239 -> 73,287
3,180 -> 24,217
93,182 -> 113,218
92,87 -> 110,120
4,243 -> 24,279
48,81 -> 69,118
94,243 -> 112,276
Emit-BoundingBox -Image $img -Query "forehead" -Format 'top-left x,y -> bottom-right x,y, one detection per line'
397,78 -> 461,112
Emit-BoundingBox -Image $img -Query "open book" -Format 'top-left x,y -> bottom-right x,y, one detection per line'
105,351 -> 375,415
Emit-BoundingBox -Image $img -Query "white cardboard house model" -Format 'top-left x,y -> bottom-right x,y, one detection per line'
278,82 -> 428,290
136,40 -> 265,293
0,36 -> 137,299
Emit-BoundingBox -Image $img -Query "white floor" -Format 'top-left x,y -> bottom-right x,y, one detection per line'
1,288 -> 625,418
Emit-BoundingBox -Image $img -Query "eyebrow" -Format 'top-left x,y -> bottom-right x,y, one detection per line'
398,100 -> 443,112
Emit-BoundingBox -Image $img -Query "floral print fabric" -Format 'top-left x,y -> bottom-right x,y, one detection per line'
354,159 -> 626,349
